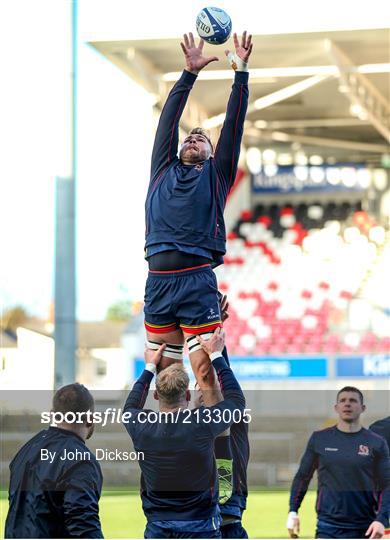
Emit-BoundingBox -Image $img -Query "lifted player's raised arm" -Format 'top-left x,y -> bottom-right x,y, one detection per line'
150,33 -> 218,181
214,32 -> 252,193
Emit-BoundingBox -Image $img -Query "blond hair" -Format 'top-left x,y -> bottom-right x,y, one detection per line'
156,363 -> 189,405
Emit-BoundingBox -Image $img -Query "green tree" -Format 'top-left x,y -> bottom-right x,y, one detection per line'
1,305 -> 28,331
105,300 -> 132,322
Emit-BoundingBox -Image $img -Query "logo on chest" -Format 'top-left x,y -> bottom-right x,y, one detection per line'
358,444 -> 370,456
195,164 -> 204,171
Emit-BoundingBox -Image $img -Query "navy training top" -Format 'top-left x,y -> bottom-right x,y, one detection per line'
122,355 -> 245,522
370,417 -> 390,451
145,69 -> 249,267
5,427 -> 103,539
289,425 -> 390,529
218,347 -> 249,517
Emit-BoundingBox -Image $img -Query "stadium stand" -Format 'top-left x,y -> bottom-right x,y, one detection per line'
216,201 -> 390,356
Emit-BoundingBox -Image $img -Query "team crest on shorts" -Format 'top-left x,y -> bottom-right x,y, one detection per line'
358,444 -> 369,456
207,307 -> 219,320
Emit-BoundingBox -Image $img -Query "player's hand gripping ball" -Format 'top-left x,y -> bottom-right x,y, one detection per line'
196,7 -> 232,45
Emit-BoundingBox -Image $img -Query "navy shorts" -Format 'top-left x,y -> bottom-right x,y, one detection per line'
144,264 -> 222,335
316,520 -> 369,538
220,521 -> 248,538
145,517 -> 222,538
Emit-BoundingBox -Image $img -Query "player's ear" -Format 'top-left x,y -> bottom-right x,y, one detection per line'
362,403 -> 366,412
153,390 -> 159,401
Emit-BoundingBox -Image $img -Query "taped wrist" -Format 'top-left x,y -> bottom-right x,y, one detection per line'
227,52 -> 248,72
146,340 -> 184,361
286,511 -> 298,529
145,363 -> 156,374
186,332 -> 213,355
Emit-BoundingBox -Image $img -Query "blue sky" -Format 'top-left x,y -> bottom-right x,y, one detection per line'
1,0 -> 388,320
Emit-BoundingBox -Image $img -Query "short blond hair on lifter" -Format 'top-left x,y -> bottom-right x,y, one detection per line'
155,363 -> 189,405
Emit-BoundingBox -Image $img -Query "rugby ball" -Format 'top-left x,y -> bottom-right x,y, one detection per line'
196,7 -> 232,45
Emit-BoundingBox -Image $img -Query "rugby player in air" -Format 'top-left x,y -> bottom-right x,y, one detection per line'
143,30 -> 252,390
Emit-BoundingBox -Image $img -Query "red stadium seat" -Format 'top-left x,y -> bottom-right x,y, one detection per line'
218,202 -> 386,355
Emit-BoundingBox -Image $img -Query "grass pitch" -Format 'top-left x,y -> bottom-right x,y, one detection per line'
1,490 -> 317,538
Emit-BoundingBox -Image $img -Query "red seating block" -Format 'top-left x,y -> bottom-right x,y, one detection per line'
257,216 -> 271,227
378,337 -> 390,352
241,209 -> 253,221
280,207 -> 294,216
319,281 -> 330,290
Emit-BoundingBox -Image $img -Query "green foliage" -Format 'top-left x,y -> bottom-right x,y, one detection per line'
105,300 -> 132,322
0,305 -> 28,331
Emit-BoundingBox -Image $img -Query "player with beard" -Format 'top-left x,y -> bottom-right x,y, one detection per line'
144,30 -> 252,390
